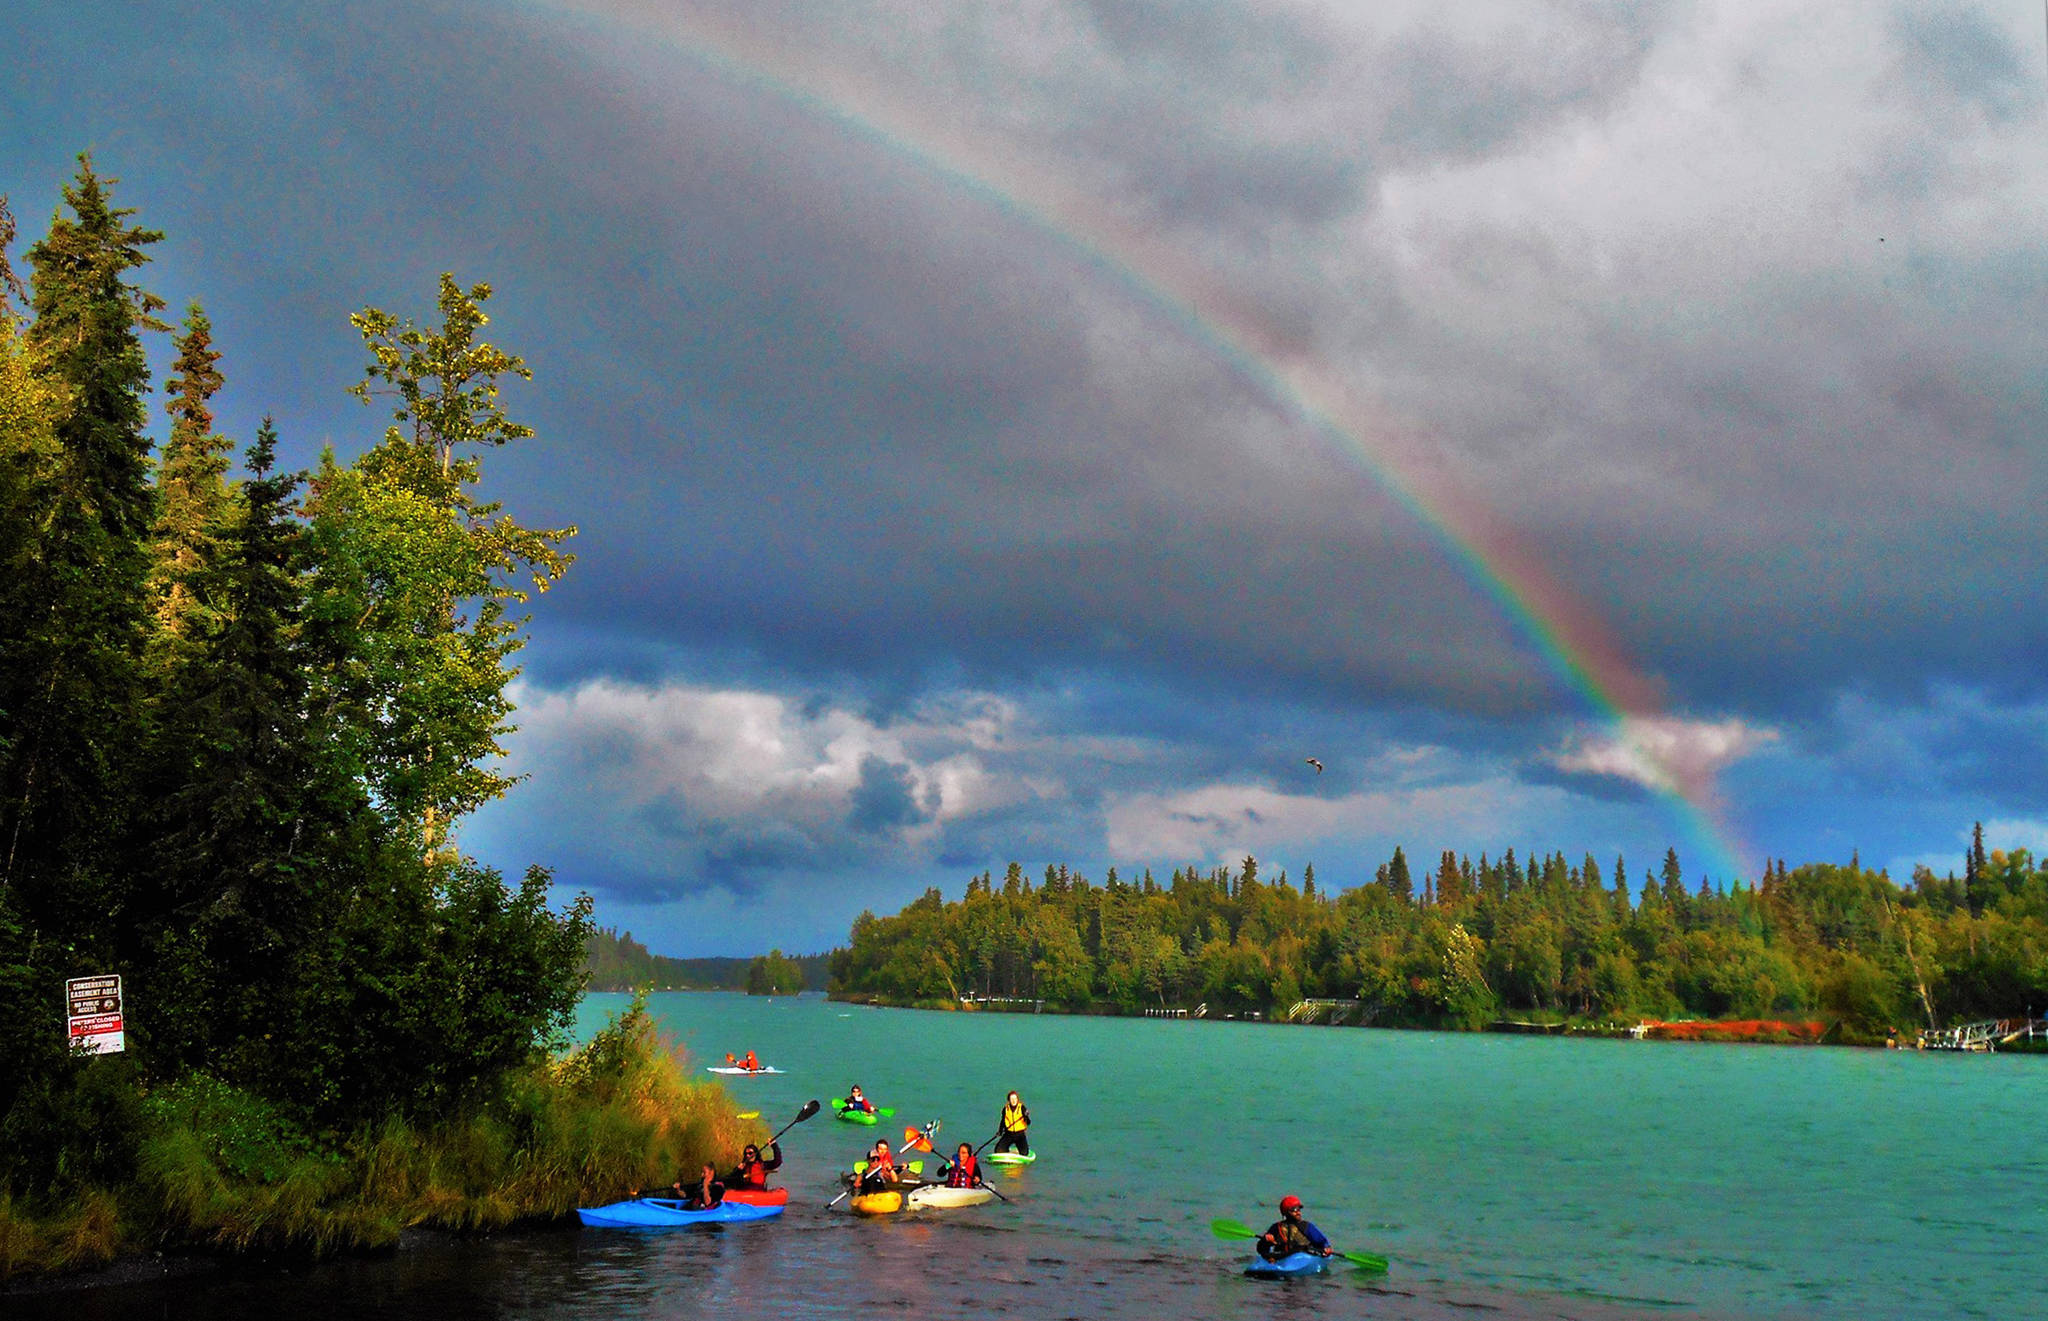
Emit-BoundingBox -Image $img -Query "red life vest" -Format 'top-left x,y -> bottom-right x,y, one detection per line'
946,1155 -> 979,1188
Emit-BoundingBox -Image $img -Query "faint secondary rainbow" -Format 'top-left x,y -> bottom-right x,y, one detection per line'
539,0 -> 1752,881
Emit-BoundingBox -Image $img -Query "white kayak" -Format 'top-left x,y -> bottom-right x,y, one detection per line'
905,1184 -> 995,1210
706,1066 -> 785,1075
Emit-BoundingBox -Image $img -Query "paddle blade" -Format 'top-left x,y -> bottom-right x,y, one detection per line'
1210,1218 -> 1258,1241
902,1127 -> 932,1152
1341,1250 -> 1389,1274
737,1111 -> 760,1120
905,1160 -> 923,1174
877,1107 -> 896,1117
796,1099 -> 821,1121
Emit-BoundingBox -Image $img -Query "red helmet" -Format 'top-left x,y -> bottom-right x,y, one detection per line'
1279,1195 -> 1303,1212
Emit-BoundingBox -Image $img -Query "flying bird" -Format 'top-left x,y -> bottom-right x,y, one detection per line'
1305,758 -> 1323,774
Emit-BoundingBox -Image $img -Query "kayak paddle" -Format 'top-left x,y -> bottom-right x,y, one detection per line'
769,1099 -> 821,1144
1210,1218 -> 1388,1274
829,1158 -> 924,1208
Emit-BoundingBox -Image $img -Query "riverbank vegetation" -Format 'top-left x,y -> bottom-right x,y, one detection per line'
0,160 -> 741,1281
830,834 -> 2048,1043
0,997 -> 745,1278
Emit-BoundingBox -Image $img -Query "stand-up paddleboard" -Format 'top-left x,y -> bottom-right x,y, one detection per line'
905,1184 -> 994,1210
985,1150 -> 1036,1165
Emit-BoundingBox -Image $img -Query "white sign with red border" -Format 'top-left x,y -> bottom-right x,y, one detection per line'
65,974 -> 125,1055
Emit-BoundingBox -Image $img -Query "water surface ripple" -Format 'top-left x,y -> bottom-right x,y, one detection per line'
23,992 -> 2043,1319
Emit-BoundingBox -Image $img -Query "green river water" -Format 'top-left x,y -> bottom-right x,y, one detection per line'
19,991 -> 2044,1319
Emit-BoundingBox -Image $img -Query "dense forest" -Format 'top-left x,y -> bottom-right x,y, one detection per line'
831,831 -> 2048,1044
0,160 -> 743,1276
583,927 -> 830,992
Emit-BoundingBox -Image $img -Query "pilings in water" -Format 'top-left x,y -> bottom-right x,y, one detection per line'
1918,1017 -> 2048,1051
958,995 -> 1044,1013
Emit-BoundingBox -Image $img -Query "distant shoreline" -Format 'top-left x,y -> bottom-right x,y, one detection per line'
823,993 -> 1922,1049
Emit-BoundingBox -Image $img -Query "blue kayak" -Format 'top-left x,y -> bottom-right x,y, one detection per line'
577,1197 -> 784,1229
1244,1251 -> 1327,1277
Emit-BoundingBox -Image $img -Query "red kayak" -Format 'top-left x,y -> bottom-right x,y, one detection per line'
722,1187 -> 790,1208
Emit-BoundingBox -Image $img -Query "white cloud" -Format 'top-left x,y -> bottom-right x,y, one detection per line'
476,678 -> 1048,892
1984,817 -> 2048,857
1554,715 -> 1778,797
1893,815 -> 2048,877
1103,776 -> 1550,863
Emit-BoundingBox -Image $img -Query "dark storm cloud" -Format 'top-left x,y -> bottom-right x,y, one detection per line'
1893,3 -> 2034,124
848,756 -> 932,834
10,0 -> 2046,938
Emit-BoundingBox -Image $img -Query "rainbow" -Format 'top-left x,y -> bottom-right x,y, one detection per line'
535,0 -> 1752,881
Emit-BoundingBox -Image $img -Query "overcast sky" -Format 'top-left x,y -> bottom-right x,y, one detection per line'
7,1 -> 2046,953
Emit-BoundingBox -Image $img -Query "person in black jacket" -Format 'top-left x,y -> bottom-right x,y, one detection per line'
675,1162 -> 724,1210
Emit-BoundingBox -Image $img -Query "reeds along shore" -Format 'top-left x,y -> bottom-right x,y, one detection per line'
0,997 -> 759,1282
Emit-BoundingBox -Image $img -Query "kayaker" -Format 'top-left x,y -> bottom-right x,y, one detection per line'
1257,1195 -> 1332,1261
994,1090 -> 1030,1157
859,1139 -> 898,1193
723,1141 -> 782,1190
940,1142 -> 980,1188
843,1084 -> 876,1114
743,1049 -> 761,1071
675,1162 -> 725,1211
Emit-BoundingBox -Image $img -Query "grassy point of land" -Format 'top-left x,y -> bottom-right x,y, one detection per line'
0,995 -> 757,1283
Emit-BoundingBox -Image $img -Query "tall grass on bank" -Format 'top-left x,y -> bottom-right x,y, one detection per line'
0,994 -> 758,1280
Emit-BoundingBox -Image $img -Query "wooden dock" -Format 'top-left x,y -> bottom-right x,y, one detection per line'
1918,1018 -> 2048,1051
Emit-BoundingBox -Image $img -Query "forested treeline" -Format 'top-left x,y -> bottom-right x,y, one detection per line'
0,160 -> 730,1273
831,832 -> 2048,1043
583,927 -> 830,993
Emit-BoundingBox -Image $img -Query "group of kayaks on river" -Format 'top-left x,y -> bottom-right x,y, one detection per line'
831,1087 -> 1033,1214
576,1065 -> 1383,1279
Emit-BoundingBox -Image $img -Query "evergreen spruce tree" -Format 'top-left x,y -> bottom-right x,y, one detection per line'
1385,846 -> 1412,904
1438,849 -> 1462,905
2,156 -> 163,916
150,302 -> 232,647
138,420 -> 323,1072
1660,848 -> 1686,903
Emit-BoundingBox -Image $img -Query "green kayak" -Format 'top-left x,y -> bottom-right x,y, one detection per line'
831,1098 -> 890,1125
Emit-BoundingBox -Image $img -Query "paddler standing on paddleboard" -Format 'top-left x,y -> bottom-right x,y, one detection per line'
1257,1195 -> 1332,1262
994,1090 -> 1030,1158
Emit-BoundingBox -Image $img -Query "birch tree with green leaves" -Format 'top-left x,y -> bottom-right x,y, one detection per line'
308,274 -> 576,859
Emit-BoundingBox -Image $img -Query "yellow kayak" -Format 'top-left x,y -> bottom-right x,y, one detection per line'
851,1190 -> 903,1215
